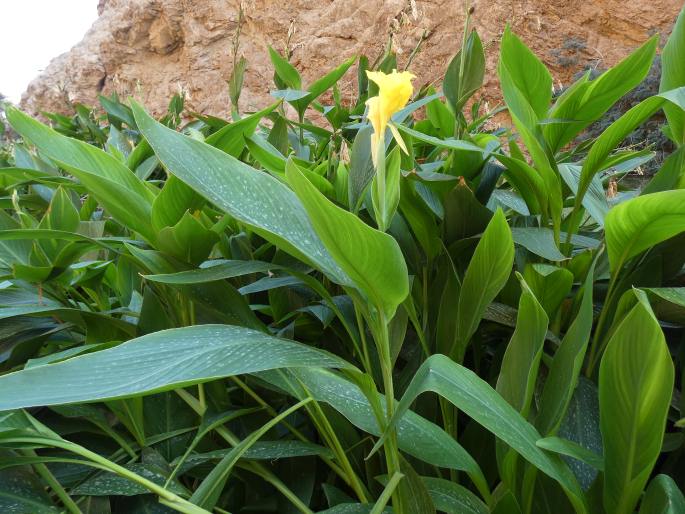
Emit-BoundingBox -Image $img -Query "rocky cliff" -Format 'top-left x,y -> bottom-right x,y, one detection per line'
20,0 -> 683,118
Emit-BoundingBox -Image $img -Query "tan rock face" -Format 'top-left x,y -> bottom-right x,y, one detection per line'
20,0 -> 682,118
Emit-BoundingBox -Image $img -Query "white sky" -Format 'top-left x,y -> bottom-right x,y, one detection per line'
0,0 -> 98,103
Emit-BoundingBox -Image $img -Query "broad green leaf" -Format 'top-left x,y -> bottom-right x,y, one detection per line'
176,440 -> 334,474
496,277 -> 548,417
371,146 -> 401,231
396,124 -> 485,153
557,360 -> 604,491
151,175 -> 204,232
639,475 -> 685,514
499,25 -> 552,121
268,46 -> 302,90
348,125 -> 375,210
245,133 -> 286,176
558,163 -> 608,226
0,465 -> 58,513
6,107 -> 156,241
422,477 -> 488,514
523,264 -> 574,318
599,299 -> 674,514
443,30 -> 486,113
536,266 -> 594,436
72,463 -> 187,496
0,325 -> 352,410
545,36 -> 658,152
536,437 -> 604,471
604,190 -> 685,272
495,276 -> 548,489
131,100 -> 352,287
511,228 -> 565,261
204,103 -> 279,157
642,145 -> 685,195
379,355 -> 586,512
577,87 -> 685,206
291,55 -> 357,114
99,94 -> 137,128
156,211 -> 218,265
6,108 -> 153,204
144,260 -> 278,284
453,209 -> 514,360
286,158 -> 408,319
495,154 -> 546,216
660,5 -> 685,144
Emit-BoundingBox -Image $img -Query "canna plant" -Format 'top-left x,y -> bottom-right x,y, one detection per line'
1,5 -> 685,513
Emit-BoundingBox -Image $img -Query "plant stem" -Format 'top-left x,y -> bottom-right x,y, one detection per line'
371,471 -> 404,514
373,312 -> 405,514
13,438 -> 209,514
23,449 -> 83,514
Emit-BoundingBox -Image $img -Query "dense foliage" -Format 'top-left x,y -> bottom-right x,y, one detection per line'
1,7 -> 685,514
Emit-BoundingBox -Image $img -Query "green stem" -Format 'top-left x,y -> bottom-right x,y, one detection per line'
585,260 -> 621,377
355,306 -> 373,374
373,312 -> 405,514
12,438 -> 208,514
23,450 -> 83,514
371,471 -> 404,514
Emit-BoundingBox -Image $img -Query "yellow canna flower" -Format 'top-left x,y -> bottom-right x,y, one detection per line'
365,69 -> 415,166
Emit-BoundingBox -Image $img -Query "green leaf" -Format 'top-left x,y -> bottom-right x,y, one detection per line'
496,276 -> 548,417
599,299 -> 675,514
443,30 -> 486,113
558,163 -> 608,226
380,355 -> 586,511
286,158 -> 408,319
577,87 -> 685,206
660,4 -> 685,144
453,209 -> 514,360
204,103 -> 279,157
72,462 -> 187,496
0,464 -> 58,513
523,264 -> 574,318
536,437 -> 604,471
642,145 -> 685,195
499,25 -> 552,122
0,325 -> 352,410
422,477 -> 488,514
151,175 -> 204,232
131,100 -> 352,288
545,36 -> 658,152
268,46 -> 301,90
396,124 -> 486,153
371,146 -> 401,231
6,107 -> 156,242
604,190 -> 685,272
348,125 -> 375,211
144,260 -> 278,284
639,475 -> 685,514
536,265 -> 594,436
292,55 -> 357,114
511,228 -> 566,261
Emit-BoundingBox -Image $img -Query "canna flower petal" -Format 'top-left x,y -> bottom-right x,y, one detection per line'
365,69 -> 415,165
365,96 -> 382,166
